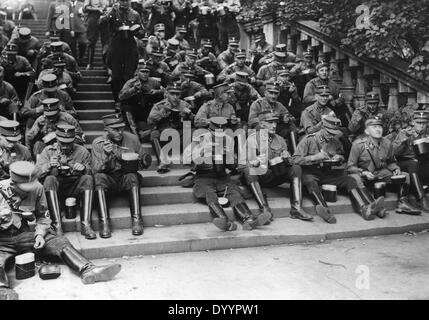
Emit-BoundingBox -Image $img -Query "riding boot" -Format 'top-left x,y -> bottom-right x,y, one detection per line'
60,245 -> 121,285
208,202 -> 237,231
289,130 -> 298,155
80,190 -> 96,240
129,186 -> 143,236
249,181 -> 273,222
290,177 -> 313,221
349,188 -> 375,220
359,187 -> 386,218
396,183 -> 421,215
233,202 -> 261,230
0,268 -> 18,300
86,45 -> 94,70
96,189 -> 112,238
410,172 -> 429,212
78,42 -> 87,63
310,190 -> 336,223
152,137 -> 170,173
46,190 -> 63,236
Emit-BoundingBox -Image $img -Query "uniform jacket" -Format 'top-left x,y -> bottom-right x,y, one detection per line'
248,97 -> 294,124
302,77 -> 343,107
194,99 -> 235,128
300,102 -> 335,134
147,98 -> 194,129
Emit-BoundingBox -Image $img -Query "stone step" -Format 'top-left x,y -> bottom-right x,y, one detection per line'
77,109 -> 115,120
66,211 -> 429,259
76,83 -> 111,92
75,91 -> 113,100
81,69 -> 108,77
80,76 -> 108,84
75,99 -> 114,109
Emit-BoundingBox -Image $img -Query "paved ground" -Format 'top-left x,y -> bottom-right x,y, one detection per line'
7,231 -> 429,300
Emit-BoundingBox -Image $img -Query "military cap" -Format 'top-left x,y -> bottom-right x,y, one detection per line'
322,116 -> 342,135
303,49 -> 312,58
277,66 -> 290,76
228,37 -> 239,47
50,42 -> 63,53
235,71 -> 249,82
181,66 -> 195,78
0,11 -> 6,17
265,81 -> 280,93
275,44 -> 287,53
316,85 -> 331,96
166,82 -> 182,93
365,91 -> 380,102
102,113 -> 126,128
9,161 -> 39,191
138,59 -> 150,72
254,31 -> 265,42
201,39 -> 213,48
56,124 -> 75,143
176,25 -> 187,33
259,111 -> 279,122
41,74 -> 58,92
52,55 -> 66,67
213,82 -> 231,95
365,116 -> 383,127
235,49 -> 246,58
5,43 -> 18,54
167,38 -> 180,49
316,62 -> 329,72
142,31 -> 151,41
18,27 -> 31,40
42,98 -> 60,116
154,23 -> 165,32
209,116 -> 228,130
186,48 -> 198,58
0,120 -> 21,142
413,110 -> 429,123
151,46 -> 164,57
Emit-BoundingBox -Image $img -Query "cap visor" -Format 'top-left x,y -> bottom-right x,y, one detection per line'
44,86 -> 58,92
168,90 -> 182,94
44,110 -> 59,117
16,180 -> 39,192
5,135 -> 22,142
108,123 -> 126,129
325,128 -> 342,135
57,137 -> 75,143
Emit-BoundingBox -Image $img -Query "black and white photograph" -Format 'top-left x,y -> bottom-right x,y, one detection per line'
0,0 -> 428,304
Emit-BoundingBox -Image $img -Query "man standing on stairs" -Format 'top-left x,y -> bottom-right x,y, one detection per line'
391,110 -> 429,213
35,124 -> 96,239
99,0 -> 143,102
91,113 -> 152,238
292,115 -> 381,223
46,0 -> 75,47
239,112 -> 313,224
0,161 -> 121,300
70,0 -> 88,66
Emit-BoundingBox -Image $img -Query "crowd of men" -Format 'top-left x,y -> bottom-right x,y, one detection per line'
1,0 -> 429,299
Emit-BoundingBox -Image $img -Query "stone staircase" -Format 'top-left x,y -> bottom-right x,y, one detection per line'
17,20 -> 429,260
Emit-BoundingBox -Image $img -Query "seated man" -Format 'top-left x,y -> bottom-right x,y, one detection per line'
172,48 -> 210,83
36,55 -> 75,97
272,68 -> 303,120
292,116 -> 379,223
25,98 -> 84,156
8,27 -> 41,67
240,112 -> 313,222
35,125 -> 95,239
217,37 -> 239,70
196,39 -> 220,77
347,116 -> 421,216
216,49 -> 256,84
92,114 -> 152,237
0,161 -> 121,300
46,41 -> 81,84
0,65 -> 20,119
190,117 -> 270,231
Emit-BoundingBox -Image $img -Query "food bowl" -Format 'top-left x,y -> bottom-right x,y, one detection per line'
59,165 -> 70,175
413,138 -> 429,156
218,197 -> 229,208
391,174 -> 406,185
323,159 -> 341,167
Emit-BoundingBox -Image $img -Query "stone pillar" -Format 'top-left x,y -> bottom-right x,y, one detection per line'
329,51 -> 341,85
371,74 -> 385,108
387,82 -> 400,113
354,67 -> 366,109
340,58 -> 356,115
417,92 -> 429,108
296,40 -> 304,60
398,82 -> 418,109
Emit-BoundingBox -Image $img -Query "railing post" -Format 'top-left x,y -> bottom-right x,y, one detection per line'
371,73 -> 385,108
387,81 -> 400,113
296,39 -> 304,60
329,50 -> 342,85
354,66 -> 366,109
340,58 -> 355,115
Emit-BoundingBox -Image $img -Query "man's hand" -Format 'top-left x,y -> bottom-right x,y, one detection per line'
180,107 -> 192,117
331,154 -> 344,163
36,105 -> 44,113
362,171 -> 376,180
393,168 -> 401,176
14,72 -> 23,77
311,150 -> 330,162
281,150 -> 291,159
34,235 -> 45,249
289,83 -> 296,93
27,49 -> 35,56
103,141 -> 113,154
249,159 -> 260,167
45,31 -> 50,37
72,163 -> 85,172
49,156 -> 59,168
11,195 -> 22,209
70,31 -> 75,38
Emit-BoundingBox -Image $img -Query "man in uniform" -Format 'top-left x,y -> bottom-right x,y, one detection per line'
391,110 -> 429,212
100,0 -> 143,102
240,112 -> 313,222
119,60 -> 164,140
347,116 -> 422,216
216,0 -> 241,51
46,41 -> 81,84
35,125 -> 95,238
0,66 -> 20,120
46,0 -> 75,46
348,91 -> 388,137
169,24 -> 190,51
216,49 -> 256,84
196,39 -> 220,76
0,120 -> 32,180
217,37 -> 239,70
144,0 -> 175,38
9,27 -> 41,68
292,116 -> 379,222
147,23 -> 168,51
92,114 -> 151,237
37,55 -> 75,97
249,31 -> 273,74
148,82 -> 195,173
178,67 -> 210,109
163,38 -> 182,70
248,81 -> 297,150
0,161 -> 121,300
273,68 -> 303,120
21,74 -> 77,129
148,46 -> 171,86
172,48 -> 210,82
195,3 -> 218,51
25,98 -> 83,156
191,116 -> 269,231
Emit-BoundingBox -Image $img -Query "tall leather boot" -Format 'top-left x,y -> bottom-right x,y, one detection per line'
349,188 -> 375,220
208,202 -> 237,231
233,202 -> 261,230
129,186 -> 143,236
0,268 -> 18,300
78,42 -> 87,63
249,181 -> 273,222
290,177 -> 313,221
359,187 -> 386,218
80,190 -> 96,240
152,137 -> 170,173
289,130 -> 298,155
410,173 -> 429,212
310,190 -> 336,223
60,246 -> 121,285
396,182 -> 421,215
96,189 -> 112,238
86,45 -> 94,70
46,190 -> 63,236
